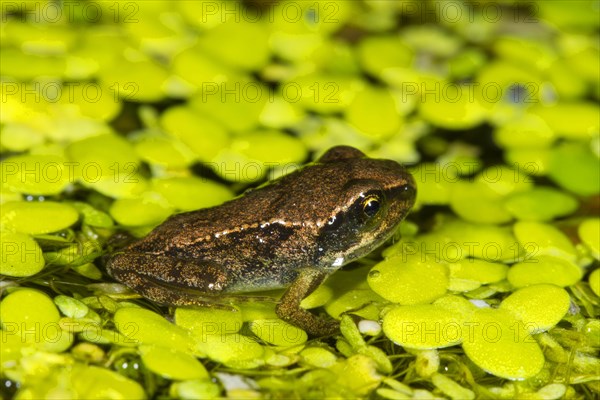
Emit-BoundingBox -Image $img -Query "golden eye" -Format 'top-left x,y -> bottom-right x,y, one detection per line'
362,195 -> 381,218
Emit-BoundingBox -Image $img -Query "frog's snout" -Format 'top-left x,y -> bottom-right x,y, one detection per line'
388,169 -> 417,213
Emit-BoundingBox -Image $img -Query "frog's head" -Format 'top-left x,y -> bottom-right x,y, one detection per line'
312,146 -> 416,270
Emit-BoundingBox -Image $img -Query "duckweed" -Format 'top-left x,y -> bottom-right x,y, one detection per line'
160,106 -> 229,161
300,347 -> 338,368
170,379 -> 221,400
0,289 -> 73,353
450,181 -> 513,224
578,218 -> 600,260
514,221 -> 577,261
70,364 -> 146,399
589,269 -> 600,296
382,304 -> 466,349
508,255 -> 583,288
2,1 -> 598,398
197,333 -> 265,369
548,141 -> 600,196
462,308 -> 545,380
368,256 -> 448,305
229,130 -> 307,166
419,86 -> 487,130
151,177 -> 233,211
346,86 -> 402,138
139,345 -> 209,380
1,201 -> 79,234
65,134 -> 140,181
531,102 -> 599,139
499,284 -> 571,333
248,319 -> 308,347
503,187 -> 579,221
325,289 -> 384,320
175,306 -> 243,336
431,373 -> 475,400
133,134 -> 196,169
113,307 -> 195,355
2,154 -> 71,195
0,231 -> 45,277
109,196 -> 173,227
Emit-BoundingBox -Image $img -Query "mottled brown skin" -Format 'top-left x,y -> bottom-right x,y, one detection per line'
106,146 -> 416,336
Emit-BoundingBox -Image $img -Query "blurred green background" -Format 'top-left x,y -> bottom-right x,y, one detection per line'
0,1 -> 599,399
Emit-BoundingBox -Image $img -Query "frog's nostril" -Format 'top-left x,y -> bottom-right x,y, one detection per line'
397,184 -> 416,203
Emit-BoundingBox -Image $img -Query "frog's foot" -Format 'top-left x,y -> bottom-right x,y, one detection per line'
106,253 -> 236,308
276,268 -> 340,337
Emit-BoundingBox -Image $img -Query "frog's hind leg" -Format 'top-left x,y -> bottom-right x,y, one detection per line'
107,253 -> 238,308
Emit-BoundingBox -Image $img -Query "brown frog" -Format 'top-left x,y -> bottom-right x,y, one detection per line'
106,146 -> 416,336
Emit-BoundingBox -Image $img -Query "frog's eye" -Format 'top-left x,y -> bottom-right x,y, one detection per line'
362,195 -> 381,218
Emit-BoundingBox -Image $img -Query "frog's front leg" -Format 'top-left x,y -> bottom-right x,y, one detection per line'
276,268 -> 339,337
106,252 -> 231,307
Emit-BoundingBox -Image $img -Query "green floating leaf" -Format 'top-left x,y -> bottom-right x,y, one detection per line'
114,307 -> 196,355
160,105 -> 229,161
1,201 -> 79,235
0,231 -> 44,277
54,295 -> 89,319
300,347 -> 337,368
548,142 -> 600,196
531,102 -> 599,140
0,289 -> 73,352
409,163 -> 453,206
475,165 -> 533,196
357,35 -> 413,78
450,181 -> 513,224
197,333 -> 265,369
301,283 -> 333,309
248,319 -> 307,347
504,187 -> 578,221
170,379 -> 221,399
387,218 -> 522,263
134,134 -> 195,169
589,269 -> 600,296
462,308 -> 544,380
419,82 -> 487,130
70,202 -> 113,228
66,133 -> 140,181
368,256 -> 448,305
500,284 -> 571,333
1,154 -> 71,195
493,113 -> 555,149
329,355 -> 382,396
513,221 -> 576,260
109,196 -> 172,227
175,306 -> 243,337
325,289 -> 384,320
346,86 -> 402,138
431,373 -> 475,400
189,77 -> 266,133
382,303 -> 466,349
140,345 -> 209,380
99,59 -> 168,102
152,177 -> 233,212
579,218 -> 600,260
71,364 -> 146,399
196,20 -> 270,70
508,255 -> 583,288
448,259 -> 508,285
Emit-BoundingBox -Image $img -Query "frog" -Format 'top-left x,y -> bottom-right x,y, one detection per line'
106,145 -> 416,336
